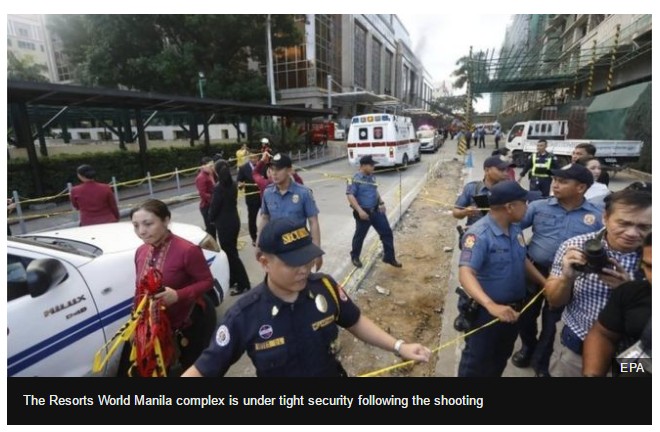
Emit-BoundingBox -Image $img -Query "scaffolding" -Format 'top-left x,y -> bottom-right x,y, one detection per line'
469,15 -> 651,95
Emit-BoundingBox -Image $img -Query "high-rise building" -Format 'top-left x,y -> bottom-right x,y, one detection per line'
7,14 -> 72,83
273,14 -> 434,121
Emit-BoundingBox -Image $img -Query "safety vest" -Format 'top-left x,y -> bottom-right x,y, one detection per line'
531,153 -> 552,178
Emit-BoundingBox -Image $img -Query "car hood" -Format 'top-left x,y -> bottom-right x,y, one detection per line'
25,222 -> 208,254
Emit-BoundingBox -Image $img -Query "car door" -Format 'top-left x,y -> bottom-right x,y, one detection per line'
7,248 -> 104,377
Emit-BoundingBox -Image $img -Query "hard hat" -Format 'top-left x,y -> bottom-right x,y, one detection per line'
260,138 -> 269,144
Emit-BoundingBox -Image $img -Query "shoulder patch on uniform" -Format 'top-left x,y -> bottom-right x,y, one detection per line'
215,325 -> 230,347
463,234 -> 477,249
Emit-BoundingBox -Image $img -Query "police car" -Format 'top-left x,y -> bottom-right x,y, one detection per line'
7,222 -> 230,377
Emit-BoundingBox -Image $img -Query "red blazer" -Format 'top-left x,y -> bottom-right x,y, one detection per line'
70,181 -> 120,226
134,233 -> 213,329
195,169 -> 216,208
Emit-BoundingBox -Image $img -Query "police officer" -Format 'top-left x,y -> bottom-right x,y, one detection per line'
511,163 -> 603,377
452,155 -> 512,332
452,155 -> 511,228
258,152 -> 322,271
519,139 -> 560,197
181,218 -> 432,377
346,155 -> 401,268
457,181 -> 545,377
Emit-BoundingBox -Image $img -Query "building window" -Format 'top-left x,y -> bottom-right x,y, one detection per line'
371,38 -> 381,93
274,15 -> 309,90
17,40 -> 36,50
315,14 -> 341,91
383,50 -> 393,95
18,27 -> 29,37
353,22 -> 367,89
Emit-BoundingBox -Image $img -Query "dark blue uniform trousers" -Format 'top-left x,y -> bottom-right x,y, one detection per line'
517,296 -> 563,373
530,177 -> 552,197
458,307 -> 520,377
351,209 -> 395,263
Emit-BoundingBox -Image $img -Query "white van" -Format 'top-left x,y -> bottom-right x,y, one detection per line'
346,113 -> 421,168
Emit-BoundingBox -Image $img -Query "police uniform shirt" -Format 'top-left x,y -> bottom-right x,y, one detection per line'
454,181 -> 491,226
193,273 -> 361,377
261,181 -> 319,228
520,197 -> 603,269
346,172 -> 379,209
458,214 -> 528,303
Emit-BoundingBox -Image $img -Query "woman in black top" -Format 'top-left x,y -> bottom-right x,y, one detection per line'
209,160 -> 251,296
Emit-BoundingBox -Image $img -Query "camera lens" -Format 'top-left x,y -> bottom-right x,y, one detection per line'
582,238 -> 609,272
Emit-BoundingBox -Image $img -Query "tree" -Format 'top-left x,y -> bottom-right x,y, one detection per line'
7,52 -> 49,82
47,14 -> 301,102
451,51 -> 490,102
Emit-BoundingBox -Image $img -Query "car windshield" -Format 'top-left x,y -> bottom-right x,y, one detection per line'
416,130 -> 435,139
13,236 -> 102,258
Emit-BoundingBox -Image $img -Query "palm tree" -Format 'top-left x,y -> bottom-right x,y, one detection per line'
451,51 -> 489,103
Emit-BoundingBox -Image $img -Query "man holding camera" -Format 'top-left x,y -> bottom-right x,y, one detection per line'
544,187 -> 651,377
511,163 -> 603,377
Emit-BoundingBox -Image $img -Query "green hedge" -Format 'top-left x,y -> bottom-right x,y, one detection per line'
7,142 -> 244,201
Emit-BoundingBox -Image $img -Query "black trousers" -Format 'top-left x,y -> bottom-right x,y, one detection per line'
245,199 -> 261,243
199,206 -> 215,237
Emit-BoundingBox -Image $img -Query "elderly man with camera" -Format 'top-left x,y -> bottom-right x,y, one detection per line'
511,163 -> 603,377
544,186 -> 651,377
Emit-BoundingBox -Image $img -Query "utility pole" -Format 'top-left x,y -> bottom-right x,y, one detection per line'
198,72 -> 206,98
327,74 -> 332,120
266,15 -> 276,105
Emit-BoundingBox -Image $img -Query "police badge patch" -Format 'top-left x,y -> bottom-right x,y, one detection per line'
215,325 -> 230,347
292,194 -> 300,204
583,214 -> 596,225
463,234 -> 476,249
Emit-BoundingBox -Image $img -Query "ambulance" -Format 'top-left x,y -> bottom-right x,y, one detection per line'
346,113 -> 421,168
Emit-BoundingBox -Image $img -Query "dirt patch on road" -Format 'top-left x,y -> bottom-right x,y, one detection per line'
336,158 -> 465,377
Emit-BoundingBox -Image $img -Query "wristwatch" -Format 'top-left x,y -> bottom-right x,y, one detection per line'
393,339 -> 405,356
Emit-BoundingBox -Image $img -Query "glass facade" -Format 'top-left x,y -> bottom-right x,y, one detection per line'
384,50 -> 393,95
274,15 -> 309,90
371,37 -> 381,93
353,22 -> 367,89
315,14 -> 342,91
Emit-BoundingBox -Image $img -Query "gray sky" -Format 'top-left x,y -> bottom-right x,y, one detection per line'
398,14 -> 513,113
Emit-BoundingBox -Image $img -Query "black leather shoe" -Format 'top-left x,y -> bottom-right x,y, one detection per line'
511,347 -> 532,368
383,258 -> 403,268
351,257 -> 363,268
534,369 -> 551,378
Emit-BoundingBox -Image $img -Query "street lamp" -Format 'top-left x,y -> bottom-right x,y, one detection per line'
198,71 -> 206,98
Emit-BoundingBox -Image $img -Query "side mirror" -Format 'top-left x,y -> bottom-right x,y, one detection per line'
26,258 -> 68,298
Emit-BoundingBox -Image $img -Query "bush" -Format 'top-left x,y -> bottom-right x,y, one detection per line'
7,142 -> 244,201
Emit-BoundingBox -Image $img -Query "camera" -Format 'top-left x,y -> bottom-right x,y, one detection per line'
453,286 -> 480,332
572,238 -> 611,273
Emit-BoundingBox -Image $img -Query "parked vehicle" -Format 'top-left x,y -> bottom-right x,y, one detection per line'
416,125 -> 442,153
7,222 -> 230,377
505,120 -> 643,168
346,113 -> 421,168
